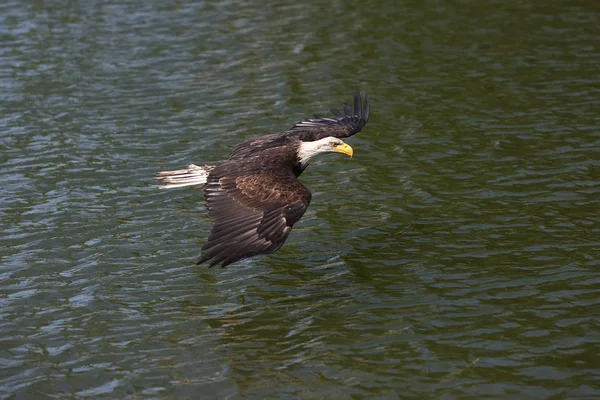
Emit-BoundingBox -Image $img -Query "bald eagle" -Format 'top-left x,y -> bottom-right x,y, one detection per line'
156,88 -> 370,267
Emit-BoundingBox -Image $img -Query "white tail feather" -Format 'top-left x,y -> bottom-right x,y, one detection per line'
155,164 -> 214,189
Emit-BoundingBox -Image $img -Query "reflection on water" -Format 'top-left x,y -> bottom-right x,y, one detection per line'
1,0 -> 599,398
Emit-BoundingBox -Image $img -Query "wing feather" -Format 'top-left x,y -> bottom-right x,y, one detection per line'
287,86 -> 369,141
229,87 -> 369,159
330,108 -> 343,117
343,102 -> 353,116
197,157 -> 311,268
207,214 -> 261,242
257,209 -> 290,242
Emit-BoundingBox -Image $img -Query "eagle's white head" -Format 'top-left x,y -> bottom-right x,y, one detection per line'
297,137 -> 354,168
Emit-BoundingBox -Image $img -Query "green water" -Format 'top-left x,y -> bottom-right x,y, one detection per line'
1,0 -> 599,398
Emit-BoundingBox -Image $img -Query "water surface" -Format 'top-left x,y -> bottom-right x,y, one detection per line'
1,0 -> 599,398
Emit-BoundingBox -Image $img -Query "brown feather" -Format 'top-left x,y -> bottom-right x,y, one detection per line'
197,145 -> 311,267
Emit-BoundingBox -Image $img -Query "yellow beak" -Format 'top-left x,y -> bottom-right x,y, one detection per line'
333,143 -> 354,158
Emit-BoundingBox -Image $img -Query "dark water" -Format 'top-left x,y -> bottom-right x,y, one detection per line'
2,0 -> 599,398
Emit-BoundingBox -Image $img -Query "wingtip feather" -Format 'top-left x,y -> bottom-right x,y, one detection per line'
353,85 -> 361,117
362,92 -> 370,123
290,86 -> 370,136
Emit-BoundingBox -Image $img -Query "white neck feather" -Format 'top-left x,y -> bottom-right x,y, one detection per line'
297,137 -> 336,167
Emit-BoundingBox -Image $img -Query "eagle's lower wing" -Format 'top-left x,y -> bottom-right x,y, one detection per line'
198,165 -> 311,268
229,87 -> 369,159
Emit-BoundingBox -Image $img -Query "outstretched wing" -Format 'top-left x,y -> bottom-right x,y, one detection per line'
229,87 -> 369,159
288,86 -> 370,142
198,160 -> 311,268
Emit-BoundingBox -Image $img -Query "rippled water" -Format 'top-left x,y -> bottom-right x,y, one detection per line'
2,0 -> 599,398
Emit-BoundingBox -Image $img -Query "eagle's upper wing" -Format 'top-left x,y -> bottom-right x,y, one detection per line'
287,86 -> 369,142
198,158 -> 311,268
229,87 -> 369,159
